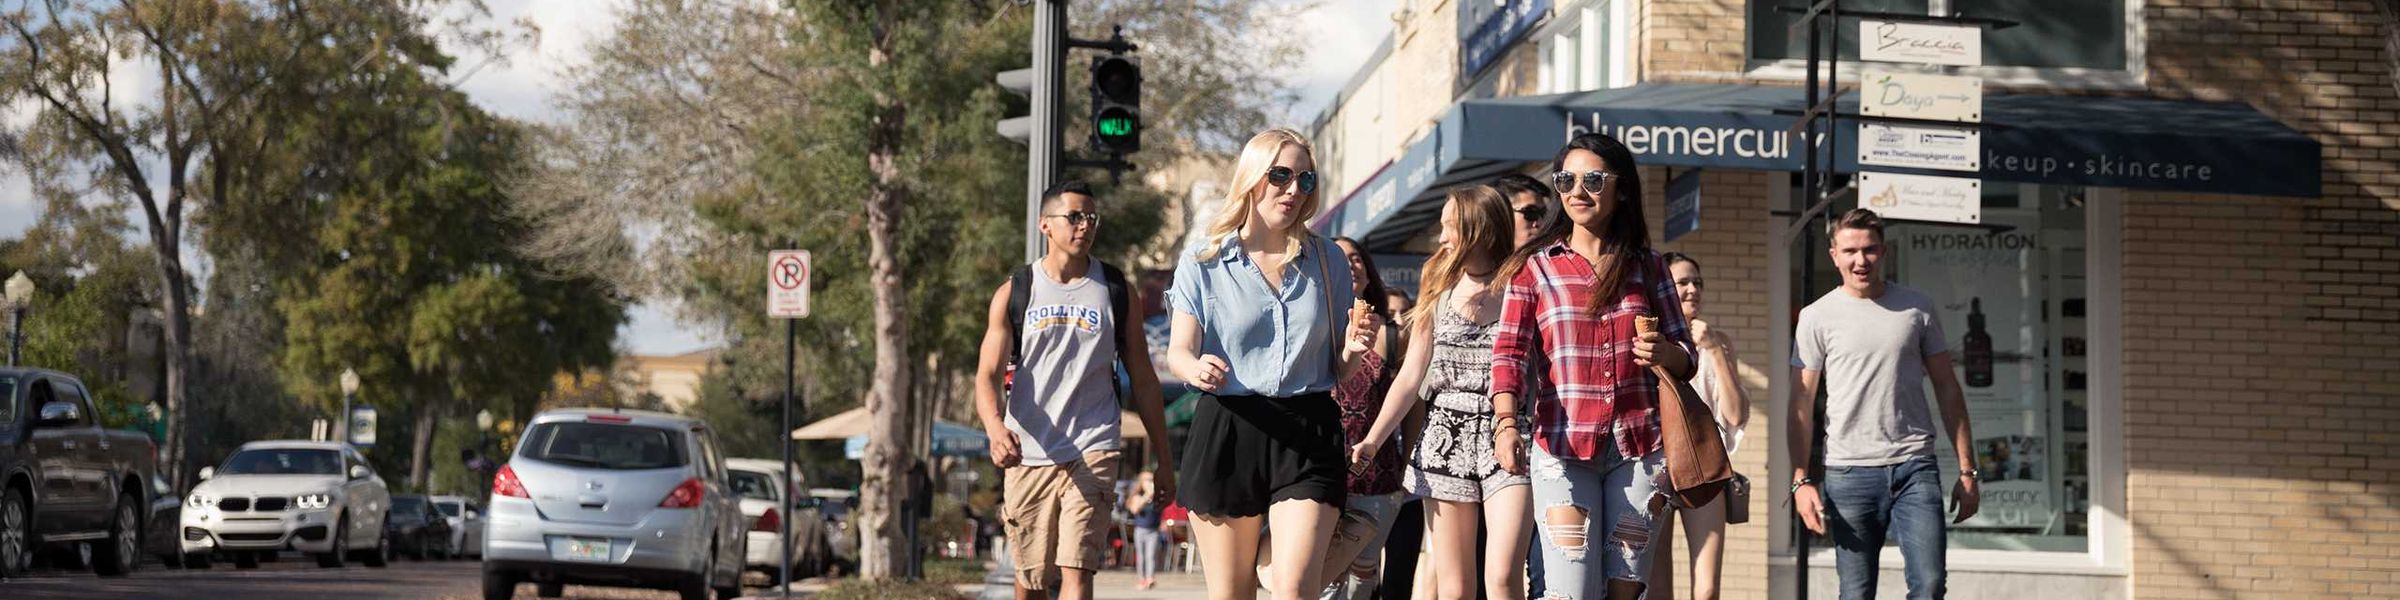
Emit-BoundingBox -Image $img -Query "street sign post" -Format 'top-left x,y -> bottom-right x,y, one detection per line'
765,249 -> 810,597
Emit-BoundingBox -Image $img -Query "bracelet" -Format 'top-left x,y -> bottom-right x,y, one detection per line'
1790,477 -> 1817,495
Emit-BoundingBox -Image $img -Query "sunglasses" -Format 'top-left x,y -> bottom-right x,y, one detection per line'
1045,211 -> 1101,227
1513,203 -> 1547,222
1266,166 -> 1319,195
1551,170 -> 1616,196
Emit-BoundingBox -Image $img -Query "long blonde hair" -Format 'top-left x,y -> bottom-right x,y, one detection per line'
1409,184 -> 1515,331
1192,128 -> 1320,262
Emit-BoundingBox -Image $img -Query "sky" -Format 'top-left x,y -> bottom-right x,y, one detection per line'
0,0 -> 1391,357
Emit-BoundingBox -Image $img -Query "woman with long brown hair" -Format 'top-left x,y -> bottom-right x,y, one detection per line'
1490,133 -> 1696,600
1349,183 -> 1531,600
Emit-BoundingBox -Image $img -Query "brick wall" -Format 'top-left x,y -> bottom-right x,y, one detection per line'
1647,167 -> 1779,600
2126,0 -> 2400,598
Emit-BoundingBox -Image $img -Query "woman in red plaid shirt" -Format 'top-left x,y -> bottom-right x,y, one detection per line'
1489,133 -> 1697,600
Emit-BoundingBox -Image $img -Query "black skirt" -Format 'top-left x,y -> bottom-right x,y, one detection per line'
1176,391 -> 1348,518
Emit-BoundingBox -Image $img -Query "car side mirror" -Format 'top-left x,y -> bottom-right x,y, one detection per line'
198,467 -> 215,481
348,465 -> 369,480
34,401 -> 81,427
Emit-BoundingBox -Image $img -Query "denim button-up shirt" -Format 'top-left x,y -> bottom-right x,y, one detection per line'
1167,234 -> 1355,398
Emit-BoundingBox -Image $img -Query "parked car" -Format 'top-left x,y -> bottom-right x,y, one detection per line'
724,458 -> 830,584
145,474 -> 183,567
180,440 -> 391,569
385,494 -> 456,560
431,495 -> 486,560
0,368 -> 158,578
482,409 -> 745,600
811,488 -> 858,574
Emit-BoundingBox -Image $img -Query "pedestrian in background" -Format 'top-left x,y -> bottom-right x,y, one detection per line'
1354,183 -> 1533,600
1491,133 -> 1695,600
1648,252 -> 1749,600
1167,128 -> 1385,600
1128,471 -> 1167,591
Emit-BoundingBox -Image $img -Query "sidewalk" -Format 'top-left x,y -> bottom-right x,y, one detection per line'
758,568 -> 1210,599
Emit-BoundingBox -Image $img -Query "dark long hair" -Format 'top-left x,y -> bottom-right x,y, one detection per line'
1497,134 -> 1655,316
1333,237 -> 1392,319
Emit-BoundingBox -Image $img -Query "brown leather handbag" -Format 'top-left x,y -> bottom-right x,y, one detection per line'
1636,258 -> 1735,509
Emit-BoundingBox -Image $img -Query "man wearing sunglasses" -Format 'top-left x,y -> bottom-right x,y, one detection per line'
974,180 -> 1177,600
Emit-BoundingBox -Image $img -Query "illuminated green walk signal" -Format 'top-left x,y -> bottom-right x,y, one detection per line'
1089,53 -> 1140,155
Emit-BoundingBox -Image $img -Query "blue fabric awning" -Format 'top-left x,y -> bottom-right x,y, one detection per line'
844,420 -> 988,460
1314,83 -> 2322,251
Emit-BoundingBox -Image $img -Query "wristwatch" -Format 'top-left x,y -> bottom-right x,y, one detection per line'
1962,469 -> 1981,480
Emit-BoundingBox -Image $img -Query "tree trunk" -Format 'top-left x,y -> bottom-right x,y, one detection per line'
156,226 -> 194,494
857,5 -> 913,581
410,396 -> 439,490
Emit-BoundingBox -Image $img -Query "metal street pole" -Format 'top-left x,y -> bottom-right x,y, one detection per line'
7,305 -> 21,367
1024,0 -> 1065,263
780,317 -> 797,598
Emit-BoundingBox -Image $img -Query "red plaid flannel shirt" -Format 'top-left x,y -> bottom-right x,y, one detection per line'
1490,244 -> 1695,461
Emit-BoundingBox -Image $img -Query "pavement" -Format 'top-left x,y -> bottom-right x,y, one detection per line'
0,553 -> 1214,599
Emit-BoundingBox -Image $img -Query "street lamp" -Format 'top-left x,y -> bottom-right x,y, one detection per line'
338,368 -> 360,445
5,271 -> 34,367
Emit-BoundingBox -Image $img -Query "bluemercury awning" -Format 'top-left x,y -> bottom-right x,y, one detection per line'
1314,83 -> 2322,252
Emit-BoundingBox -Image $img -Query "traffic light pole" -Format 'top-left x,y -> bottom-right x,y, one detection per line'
1024,0 -> 1067,263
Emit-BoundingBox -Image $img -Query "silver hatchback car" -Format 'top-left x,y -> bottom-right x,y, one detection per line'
482,409 -> 745,600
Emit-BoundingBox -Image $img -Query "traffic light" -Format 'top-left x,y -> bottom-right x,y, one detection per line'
995,67 -> 1037,145
1089,53 -> 1140,155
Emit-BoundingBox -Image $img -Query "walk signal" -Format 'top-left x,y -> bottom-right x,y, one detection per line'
1089,53 -> 1140,155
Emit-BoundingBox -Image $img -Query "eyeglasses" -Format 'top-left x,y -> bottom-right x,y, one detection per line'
1513,203 -> 1547,222
1044,211 -> 1101,227
1266,166 -> 1319,195
1551,170 -> 1615,196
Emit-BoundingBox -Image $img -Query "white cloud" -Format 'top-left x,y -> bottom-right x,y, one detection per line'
1284,0 -> 1393,126
447,0 -> 624,124
617,300 -> 718,356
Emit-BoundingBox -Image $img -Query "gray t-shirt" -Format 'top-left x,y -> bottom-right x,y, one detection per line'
1007,260 -> 1123,466
1794,285 -> 1948,467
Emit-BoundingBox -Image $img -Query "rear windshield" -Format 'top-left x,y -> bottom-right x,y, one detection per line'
392,496 -> 424,512
435,502 -> 462,517
221,449 -> 342,475
729,470 -> 777,500
519,421 -> 688,470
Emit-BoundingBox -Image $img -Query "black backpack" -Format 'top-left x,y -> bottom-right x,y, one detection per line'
1005,260 -> 1133,372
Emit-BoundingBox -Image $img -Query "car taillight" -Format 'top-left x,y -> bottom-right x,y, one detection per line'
753,508 -> 781,532
659,477 -> 705,508
493,465 -> 529,499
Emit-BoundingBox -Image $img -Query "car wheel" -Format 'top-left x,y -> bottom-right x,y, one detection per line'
677,541 -> 714,600
0,490 -> 28,579
536,581 -> 564,598
361,525 -> 390,568
316,514 -> 348,568
94,493 -> 140,576
482,567 -> 520,600
233,551 -> 260,569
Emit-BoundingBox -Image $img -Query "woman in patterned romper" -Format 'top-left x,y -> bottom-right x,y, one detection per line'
1349,183 -> 1531,600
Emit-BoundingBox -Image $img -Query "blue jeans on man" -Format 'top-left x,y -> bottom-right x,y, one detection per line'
1824,454 -> 1946,600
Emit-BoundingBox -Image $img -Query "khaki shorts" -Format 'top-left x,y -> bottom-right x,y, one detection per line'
1003,449 -> 1120,590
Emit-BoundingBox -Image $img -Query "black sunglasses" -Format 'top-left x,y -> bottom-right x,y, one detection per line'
1514,203 -> 1547,222
1266,166 -> 1319,195
1551,170 -> 1615,196
1044,210 -> 1101,227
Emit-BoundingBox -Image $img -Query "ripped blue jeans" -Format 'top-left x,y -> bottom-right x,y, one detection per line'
1529,441 -> 1667,600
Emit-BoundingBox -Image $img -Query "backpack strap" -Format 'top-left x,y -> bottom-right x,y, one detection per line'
1099,260 -> 1131,360
1006,265 -> 1034,367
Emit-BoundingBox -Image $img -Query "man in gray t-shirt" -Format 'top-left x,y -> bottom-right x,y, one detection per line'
1789,209 -> 1978,600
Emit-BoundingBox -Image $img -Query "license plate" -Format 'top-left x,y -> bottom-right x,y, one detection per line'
563,538 -> 610,562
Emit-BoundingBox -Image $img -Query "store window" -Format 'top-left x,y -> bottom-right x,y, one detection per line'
1789,183 -> 2097,554
1747,0 -> 2135,82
